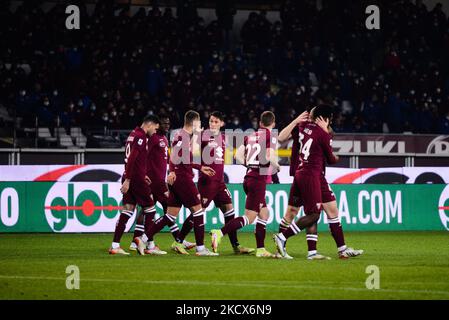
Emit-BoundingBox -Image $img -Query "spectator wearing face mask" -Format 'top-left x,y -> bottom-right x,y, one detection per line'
37,96 -> 54,126
1,0 -> 449,138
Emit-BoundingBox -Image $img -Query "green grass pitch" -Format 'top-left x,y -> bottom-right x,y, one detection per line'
0,232 -> 448,300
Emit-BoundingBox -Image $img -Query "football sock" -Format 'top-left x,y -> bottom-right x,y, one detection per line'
279,217 -> 291,233
328,217 -> 346,251
144,213 -> 176,239
192,209 -> 205,246
111,242 -> 120,249
113,209 -> 133,244
179,213 -> 194,242
255,218 -> 267,249
223,209 -> 239,247
221,216 -> 249,235
306,233 -> 318,255
143,206 -> 156,241
168,223 -> 181,242
282,220 -> 301,239
133,210 -> 145,239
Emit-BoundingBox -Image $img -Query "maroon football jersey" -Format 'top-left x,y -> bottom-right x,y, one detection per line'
200,130 -> 225,182
147,131 -> 169,182
169,129 -> 201,179
123,127 -> 148,181
289,123 -> 304,177
296,122 -> 337,175
244,128 -> 276,178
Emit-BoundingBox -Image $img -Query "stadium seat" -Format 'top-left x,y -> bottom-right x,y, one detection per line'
70,127 -> 87,147
56,128 -> 75,148
70,127 -> 82,137
75,135 -> 87,147
38,127 -> 57,143
58,136 -> 75,148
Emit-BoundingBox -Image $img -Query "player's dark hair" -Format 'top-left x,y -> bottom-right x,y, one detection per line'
143,114 -> 160,124
159,114 -> 170,121
260,111 -> 275,127
210,111 -> 224,121
311,104 -> 334,121
184,110 -> 200,125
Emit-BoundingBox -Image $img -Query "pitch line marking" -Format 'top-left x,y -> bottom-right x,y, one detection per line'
0,275 -> 449,297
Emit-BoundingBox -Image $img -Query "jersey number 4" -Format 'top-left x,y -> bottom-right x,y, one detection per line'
299,133 -> 313,161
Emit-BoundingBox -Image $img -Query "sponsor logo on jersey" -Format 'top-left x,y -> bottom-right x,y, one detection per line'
216,146 -> 224,159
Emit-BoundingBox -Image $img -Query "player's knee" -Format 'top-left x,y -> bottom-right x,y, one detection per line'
309,213 -> 320,224
167,206 -> 180,216
323,201 -> 339,219
123,204 -> 135,211
286,206 -> 298,222
258,207 -> 269,221
245,211 -> 257,224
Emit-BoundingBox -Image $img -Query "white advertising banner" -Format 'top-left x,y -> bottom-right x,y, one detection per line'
1,165 -> 449,184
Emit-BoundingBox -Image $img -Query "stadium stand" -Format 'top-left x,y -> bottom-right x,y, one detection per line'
0,0 -> 448,149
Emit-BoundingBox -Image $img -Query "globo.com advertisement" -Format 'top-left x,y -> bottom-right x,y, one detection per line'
0,181 -> 448,233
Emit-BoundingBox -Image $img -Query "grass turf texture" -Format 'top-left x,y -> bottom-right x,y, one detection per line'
0,232 -> 448,300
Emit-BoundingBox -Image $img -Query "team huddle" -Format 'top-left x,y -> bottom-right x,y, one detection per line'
109,105 -> 363,259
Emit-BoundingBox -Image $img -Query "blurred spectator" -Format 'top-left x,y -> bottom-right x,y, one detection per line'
0,0 -> 448,137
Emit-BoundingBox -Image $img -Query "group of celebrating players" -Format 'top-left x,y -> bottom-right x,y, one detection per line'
109,105 -> 363,260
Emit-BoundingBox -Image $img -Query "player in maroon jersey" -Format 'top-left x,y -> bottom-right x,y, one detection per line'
273,105 -> 363,259
134,110 -> 218,256
130,115 -> 196,254
210,111 -> 279,258
109,115 -> 160,255
277,106 -> 363,259
176,111 -> 255,254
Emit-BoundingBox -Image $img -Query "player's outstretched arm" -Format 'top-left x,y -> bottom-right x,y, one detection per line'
278,111 -> 309,143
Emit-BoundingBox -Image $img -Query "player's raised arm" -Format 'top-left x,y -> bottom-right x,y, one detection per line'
321,130 -> 339,165
278,111 -> 309,143
315,109 -> 338,165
